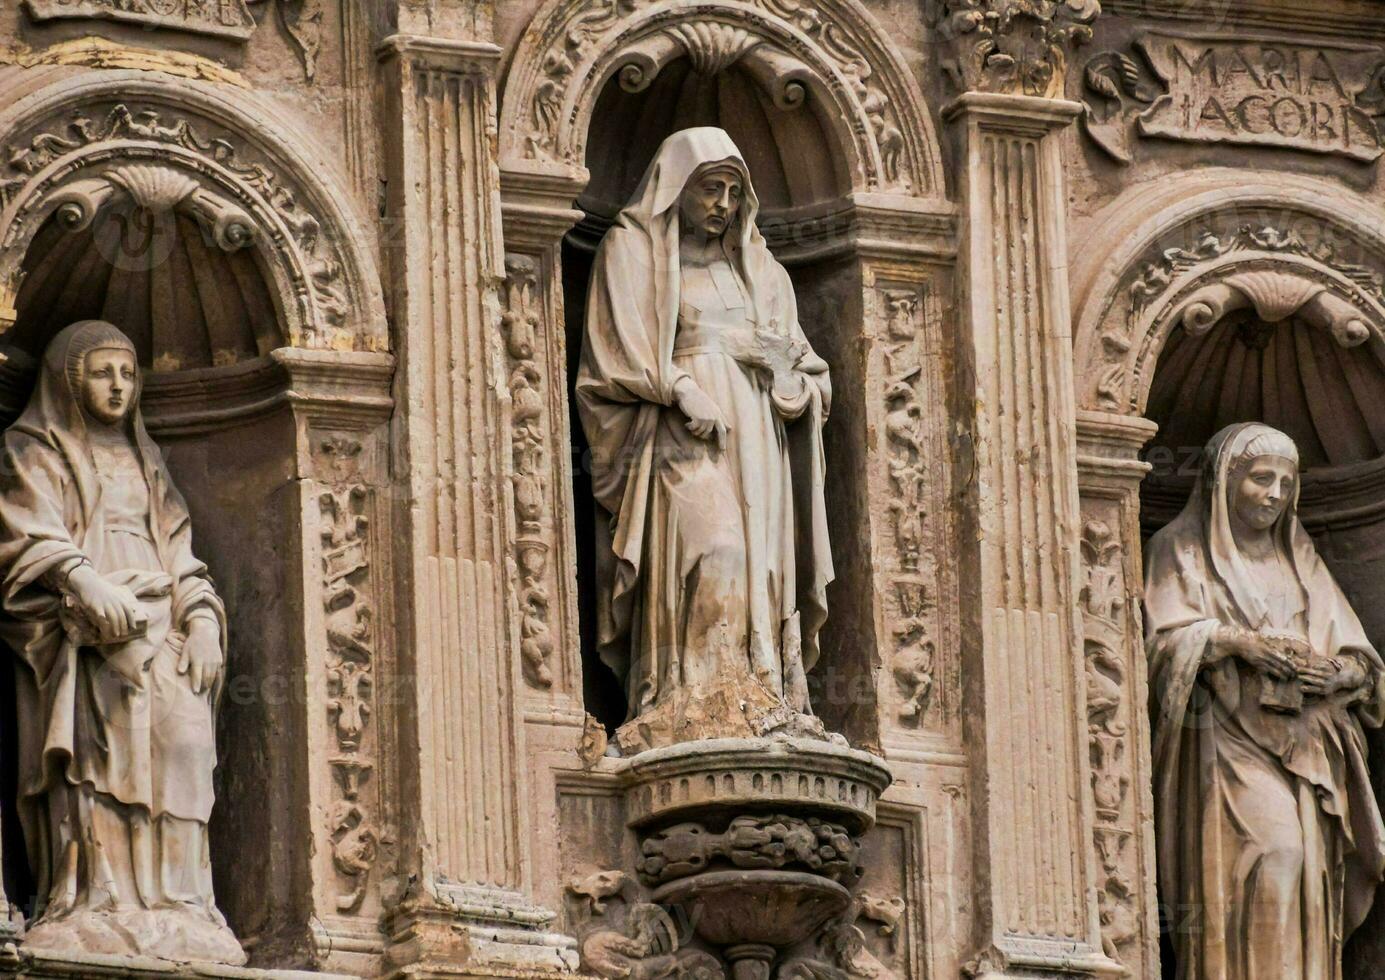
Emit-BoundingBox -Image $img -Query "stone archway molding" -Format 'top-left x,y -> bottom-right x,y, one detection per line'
0,68 -> 387,352
498,0 -> 946,199
1072,170 -> 1385,416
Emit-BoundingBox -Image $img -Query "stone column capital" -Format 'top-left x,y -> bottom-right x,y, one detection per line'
934,0 -> 1101,99
943,91 -> 1084,132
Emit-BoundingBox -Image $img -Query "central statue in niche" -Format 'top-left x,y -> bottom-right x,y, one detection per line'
578,127 -> 834,754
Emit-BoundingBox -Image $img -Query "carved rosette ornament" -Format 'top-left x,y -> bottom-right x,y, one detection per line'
0,82 -> 386,352
930,0 -> 1101,98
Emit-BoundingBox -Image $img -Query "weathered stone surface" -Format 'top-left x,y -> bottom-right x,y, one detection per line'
4,0 -> 1385,977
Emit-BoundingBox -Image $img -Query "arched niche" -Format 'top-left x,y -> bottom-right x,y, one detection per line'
496,0 -> 957,754
1070,171 -> 1385,980
0,67 -> 393,969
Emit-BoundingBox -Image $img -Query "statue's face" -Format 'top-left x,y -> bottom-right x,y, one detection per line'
1229,454 -> 1296,531
81,348 -> 136,426
679,167 -> 743,238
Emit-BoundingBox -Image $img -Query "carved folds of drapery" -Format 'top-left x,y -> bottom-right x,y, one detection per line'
499,0 -> 944,198
0,70 -> 386,353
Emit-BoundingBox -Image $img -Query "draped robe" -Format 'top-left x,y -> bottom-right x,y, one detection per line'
576,128 -> 834,750
1145,423 -> 1385,979
0,320 -> 242,964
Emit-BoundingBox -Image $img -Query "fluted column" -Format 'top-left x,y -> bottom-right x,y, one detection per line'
377,34 -> 576,976
945,92 -> 1121,979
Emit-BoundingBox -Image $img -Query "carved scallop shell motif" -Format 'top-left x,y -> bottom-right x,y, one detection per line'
104,164 -> 201,215
1222,270 -> 1325,324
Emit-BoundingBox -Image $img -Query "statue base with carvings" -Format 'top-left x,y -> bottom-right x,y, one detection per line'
572,737 -> 893,980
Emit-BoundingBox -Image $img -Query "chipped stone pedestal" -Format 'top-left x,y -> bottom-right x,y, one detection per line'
616,738 -> 891,979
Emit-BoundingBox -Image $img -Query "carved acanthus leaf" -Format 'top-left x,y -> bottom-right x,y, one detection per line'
932,0 -> 1101,98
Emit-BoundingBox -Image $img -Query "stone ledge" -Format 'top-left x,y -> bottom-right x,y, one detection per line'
0,945 -> 358,980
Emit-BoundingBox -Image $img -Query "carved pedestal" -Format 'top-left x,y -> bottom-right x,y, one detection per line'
575,739 -> 892,980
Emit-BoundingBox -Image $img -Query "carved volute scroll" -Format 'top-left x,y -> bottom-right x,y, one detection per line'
499,0 -> 944,198
0,70 -> 387,353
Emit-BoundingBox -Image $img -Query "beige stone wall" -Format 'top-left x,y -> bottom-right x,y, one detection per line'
1,1 -> 1384,978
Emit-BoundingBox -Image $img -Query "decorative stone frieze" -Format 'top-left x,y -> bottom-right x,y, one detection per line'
21,0 -> 255,39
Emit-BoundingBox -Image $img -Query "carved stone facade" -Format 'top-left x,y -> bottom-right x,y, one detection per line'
2,0 -> 1385,979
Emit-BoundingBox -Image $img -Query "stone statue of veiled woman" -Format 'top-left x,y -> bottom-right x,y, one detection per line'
577,127 -> 834,754
0,321 -> 243,964
1145,422 -> 1385,979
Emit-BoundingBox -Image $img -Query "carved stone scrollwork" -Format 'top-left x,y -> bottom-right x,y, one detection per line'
320,482 -> 379,915
877,286 -> 942,728
930,0 -> 1101,98
616,24 -> 811,110
1078,519 -> 1137,966
503,254 -> 559,690
501,0 -> 942,196
0,89 -> 385,350
1174,269 -> 1372,347
1087,221 -> 1385,413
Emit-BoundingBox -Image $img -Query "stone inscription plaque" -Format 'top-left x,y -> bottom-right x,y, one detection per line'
22,0 -> 255,40
1136,33 -> 1385,162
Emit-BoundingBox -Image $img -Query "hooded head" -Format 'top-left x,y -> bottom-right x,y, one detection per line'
12,320 -> 166,523
1191,423 -> 1307,626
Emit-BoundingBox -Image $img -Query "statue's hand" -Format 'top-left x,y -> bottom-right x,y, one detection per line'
1215,625 -> 1299,680
1300,656 -> 1368,699
68,564 -> 145,642
178,618 -> 223,696
673,378 -> 728,449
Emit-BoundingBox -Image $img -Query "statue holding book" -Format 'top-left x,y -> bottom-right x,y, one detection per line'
1145,422 -> 1385,979
0,321 -> 244,964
